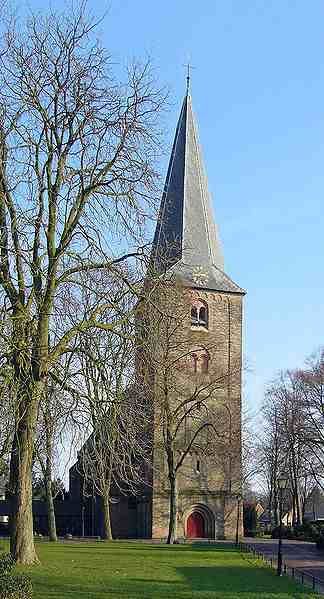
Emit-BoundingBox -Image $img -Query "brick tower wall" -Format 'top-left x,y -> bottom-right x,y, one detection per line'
150,287 -> 243,540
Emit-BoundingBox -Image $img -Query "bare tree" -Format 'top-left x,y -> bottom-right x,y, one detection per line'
296,349 -> 324,491
75,325 -> 152,540
34,388 -> 58,542
0,5 -> 165,563
241,408 -> 260,499
34,378 -> 74,542
258,396 -> 282,526
260,371 -> 314,527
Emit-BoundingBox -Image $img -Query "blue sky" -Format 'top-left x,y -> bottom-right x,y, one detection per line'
24,0 -> 324,414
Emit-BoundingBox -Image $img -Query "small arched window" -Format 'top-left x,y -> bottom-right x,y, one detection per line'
191,306 -> 198,324
191,348 -> 209,374
191,300 -> 208,328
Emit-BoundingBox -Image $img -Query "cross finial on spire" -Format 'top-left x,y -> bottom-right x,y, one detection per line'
186,63 -> 191,93
183,61 -> 195,94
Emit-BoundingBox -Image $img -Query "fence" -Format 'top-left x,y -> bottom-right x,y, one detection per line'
238,542 -> 324,594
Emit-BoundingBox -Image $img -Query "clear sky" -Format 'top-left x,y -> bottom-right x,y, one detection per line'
22,0 -> 324,415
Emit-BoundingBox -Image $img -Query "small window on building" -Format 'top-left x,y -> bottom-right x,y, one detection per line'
191,348 -> 210,374
191,306 -> 198,326
192,352 -> 198,371
198,351 -> 209,373
196,459 -> 200,473
199,306 -> 207,325
191,300 -> 208,329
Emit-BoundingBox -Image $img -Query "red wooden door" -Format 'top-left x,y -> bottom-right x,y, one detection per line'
186,512 -> 205,538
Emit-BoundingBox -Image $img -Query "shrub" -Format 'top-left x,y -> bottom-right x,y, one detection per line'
0,553 -> 33,599
0,556 -> 14,578
0,574 -> 32,599
309,521 -> 324,538
271,522 -> 324,542
271,526 -> 294,539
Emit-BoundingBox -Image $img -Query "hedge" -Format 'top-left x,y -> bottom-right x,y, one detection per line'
0,554 -> 33,599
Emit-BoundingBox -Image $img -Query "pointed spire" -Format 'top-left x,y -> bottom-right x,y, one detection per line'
151,92 -> 243,294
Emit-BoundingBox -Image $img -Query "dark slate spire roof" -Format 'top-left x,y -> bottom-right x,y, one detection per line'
151,92 -> 244,294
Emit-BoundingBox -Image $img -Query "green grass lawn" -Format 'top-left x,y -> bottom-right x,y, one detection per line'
1,540 -> 320,598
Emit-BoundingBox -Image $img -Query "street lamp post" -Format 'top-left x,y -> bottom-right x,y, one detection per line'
277,473 -> 288,576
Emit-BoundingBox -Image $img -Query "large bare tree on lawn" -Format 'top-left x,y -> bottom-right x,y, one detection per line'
76,326 -> 152,540
34,378 -> 74,543
260,371 -> 314,526
292,349 -> 324,493
0,6 -> 165,563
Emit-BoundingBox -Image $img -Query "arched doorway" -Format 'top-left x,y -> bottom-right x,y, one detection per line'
186,511 -> 205,538
184,504 -> 215,539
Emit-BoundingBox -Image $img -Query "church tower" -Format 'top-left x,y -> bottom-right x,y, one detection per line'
148,85 -> 245,540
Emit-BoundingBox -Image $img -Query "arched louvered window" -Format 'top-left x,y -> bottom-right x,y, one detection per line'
191,300 -> 208,328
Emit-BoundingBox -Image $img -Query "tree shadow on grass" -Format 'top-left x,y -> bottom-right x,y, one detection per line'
177,566 -> 310,596
36,571 -> 313,599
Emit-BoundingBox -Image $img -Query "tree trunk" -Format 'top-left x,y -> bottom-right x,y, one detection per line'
295,488 -> 302,526
167,474 -> 178,544
45,465 -> 57,542
292,494 -> 296,526
44,394 -> 57,542
273,484 -> 279,527
292,470 -> 302,525
8,303 -> 49,564
9,383 -> 42,564
102,493 -> 112,540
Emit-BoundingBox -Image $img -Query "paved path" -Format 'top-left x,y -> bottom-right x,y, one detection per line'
244,538 -> 324,592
